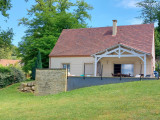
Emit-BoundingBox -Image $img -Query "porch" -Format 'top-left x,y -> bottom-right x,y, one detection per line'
92,44 -> 152,77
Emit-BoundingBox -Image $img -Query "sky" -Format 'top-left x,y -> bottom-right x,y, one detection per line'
0,0 -> 148,46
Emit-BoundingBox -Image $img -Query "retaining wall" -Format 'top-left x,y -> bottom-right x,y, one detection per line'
34,69 -> 157,95
67,77 -> 157,91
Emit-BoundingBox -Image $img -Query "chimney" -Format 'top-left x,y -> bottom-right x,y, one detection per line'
112,20 -> 117,36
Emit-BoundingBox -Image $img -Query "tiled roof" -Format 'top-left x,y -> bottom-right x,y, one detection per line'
0,59 -> 21,66
49,24 -> 154,57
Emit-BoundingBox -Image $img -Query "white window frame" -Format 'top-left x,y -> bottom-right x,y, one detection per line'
62,63 -> 70,73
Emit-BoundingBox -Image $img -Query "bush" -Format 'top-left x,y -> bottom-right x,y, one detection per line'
0,66 -> 25,88
0,66 -> 10,73
155,62 -> 160,74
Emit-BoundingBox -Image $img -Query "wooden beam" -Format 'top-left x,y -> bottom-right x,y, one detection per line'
144,54 -> 146,77
94,57 -> 97,77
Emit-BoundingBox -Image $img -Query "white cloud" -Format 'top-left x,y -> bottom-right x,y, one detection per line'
128,19 -> 158,26
129,18 -> 143,25
115,0 -> 140,8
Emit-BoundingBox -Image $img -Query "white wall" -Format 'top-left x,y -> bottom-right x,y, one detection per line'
50,56 -> 153,77
50,57 -> 94,76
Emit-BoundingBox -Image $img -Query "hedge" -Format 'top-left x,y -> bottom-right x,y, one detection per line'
0,66 -> 25,88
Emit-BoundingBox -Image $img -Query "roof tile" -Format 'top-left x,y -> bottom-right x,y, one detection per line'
49,24 -> 154,57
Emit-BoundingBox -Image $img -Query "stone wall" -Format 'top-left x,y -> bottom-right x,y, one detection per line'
19,81 -> 36,93
35,69 -> 67,96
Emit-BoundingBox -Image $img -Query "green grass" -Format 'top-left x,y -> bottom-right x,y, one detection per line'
0,80 -> 160,120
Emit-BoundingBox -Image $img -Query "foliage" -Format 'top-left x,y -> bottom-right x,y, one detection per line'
0,66 -> 25,88
0,80 -> 160,119
155,61 -> 160,74
0,0 -> 27,60
155,12 -> 160,59
0,0 -> 12,17
0,65 -> 10,73
0,28 -> 13,47
0,0 -> 28,17
136,0 -> 160,60
18,0 -> 93,72
31,50 -> 42,80
0,1 -> 14,59
36,50 -> 42,69
10,67 -> 25,82
74,0 -> 93,24
157,11 -> 160,31
136,0 -> 160,24
0,45 -> 19,59
155,28 -> 160,58
0,47 -> 12,59
0,28 -> 14,59
10,45 -> 19,60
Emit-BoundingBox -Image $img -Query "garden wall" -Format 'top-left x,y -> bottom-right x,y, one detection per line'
34,69 -> 157,95
35,69 -> 67,96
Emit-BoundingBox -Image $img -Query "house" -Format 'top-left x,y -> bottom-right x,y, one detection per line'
49,20 -> 155,77
0,59 -> 21,67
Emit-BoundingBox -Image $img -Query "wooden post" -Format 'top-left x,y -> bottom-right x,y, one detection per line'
140,63 -> 142,81
83,63 -> 85,79
101,64 -> 103,80
67,66 -> 68,80
144,55 -> 146,77
94,57 -> 97,77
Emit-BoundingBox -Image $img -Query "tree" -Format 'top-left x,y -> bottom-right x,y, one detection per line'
36,50 -> 42,69
0,0 -> 25,60
0,0 -> 28,17
136,0 -> 160,24
157,11 -> 160,31
11,45 -> 20,60
155,28 -> 160,58
0,0 -> 13,59
0,28 -> 14,59
136,0 -> 160,60
18,0 -> 93,72
32,50 -> 42,80
155,11 -> 160,59
75,0 -> 93,24
0,0 -> 12,17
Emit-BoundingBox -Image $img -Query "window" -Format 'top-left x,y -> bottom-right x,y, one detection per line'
84,63 -> 93,75
121,64 -> 134,76
62,64 -> 70,72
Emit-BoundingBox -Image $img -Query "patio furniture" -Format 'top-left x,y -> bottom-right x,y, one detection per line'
112,73 -> 131,77
145,74 -> 151,77
135,74 -> 140,77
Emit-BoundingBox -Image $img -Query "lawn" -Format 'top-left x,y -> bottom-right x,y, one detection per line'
0,80 -> 160,120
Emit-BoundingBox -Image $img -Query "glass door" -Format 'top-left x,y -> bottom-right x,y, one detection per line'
121,64 -> 134,76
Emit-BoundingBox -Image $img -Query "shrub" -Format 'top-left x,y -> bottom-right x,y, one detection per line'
155,62 -> 160,75
10,67 -> 25,83
0,65 -> 10,73
0,66 -> 25,88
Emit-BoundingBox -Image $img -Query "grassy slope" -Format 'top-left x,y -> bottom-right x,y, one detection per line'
0,81 -> 160,120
